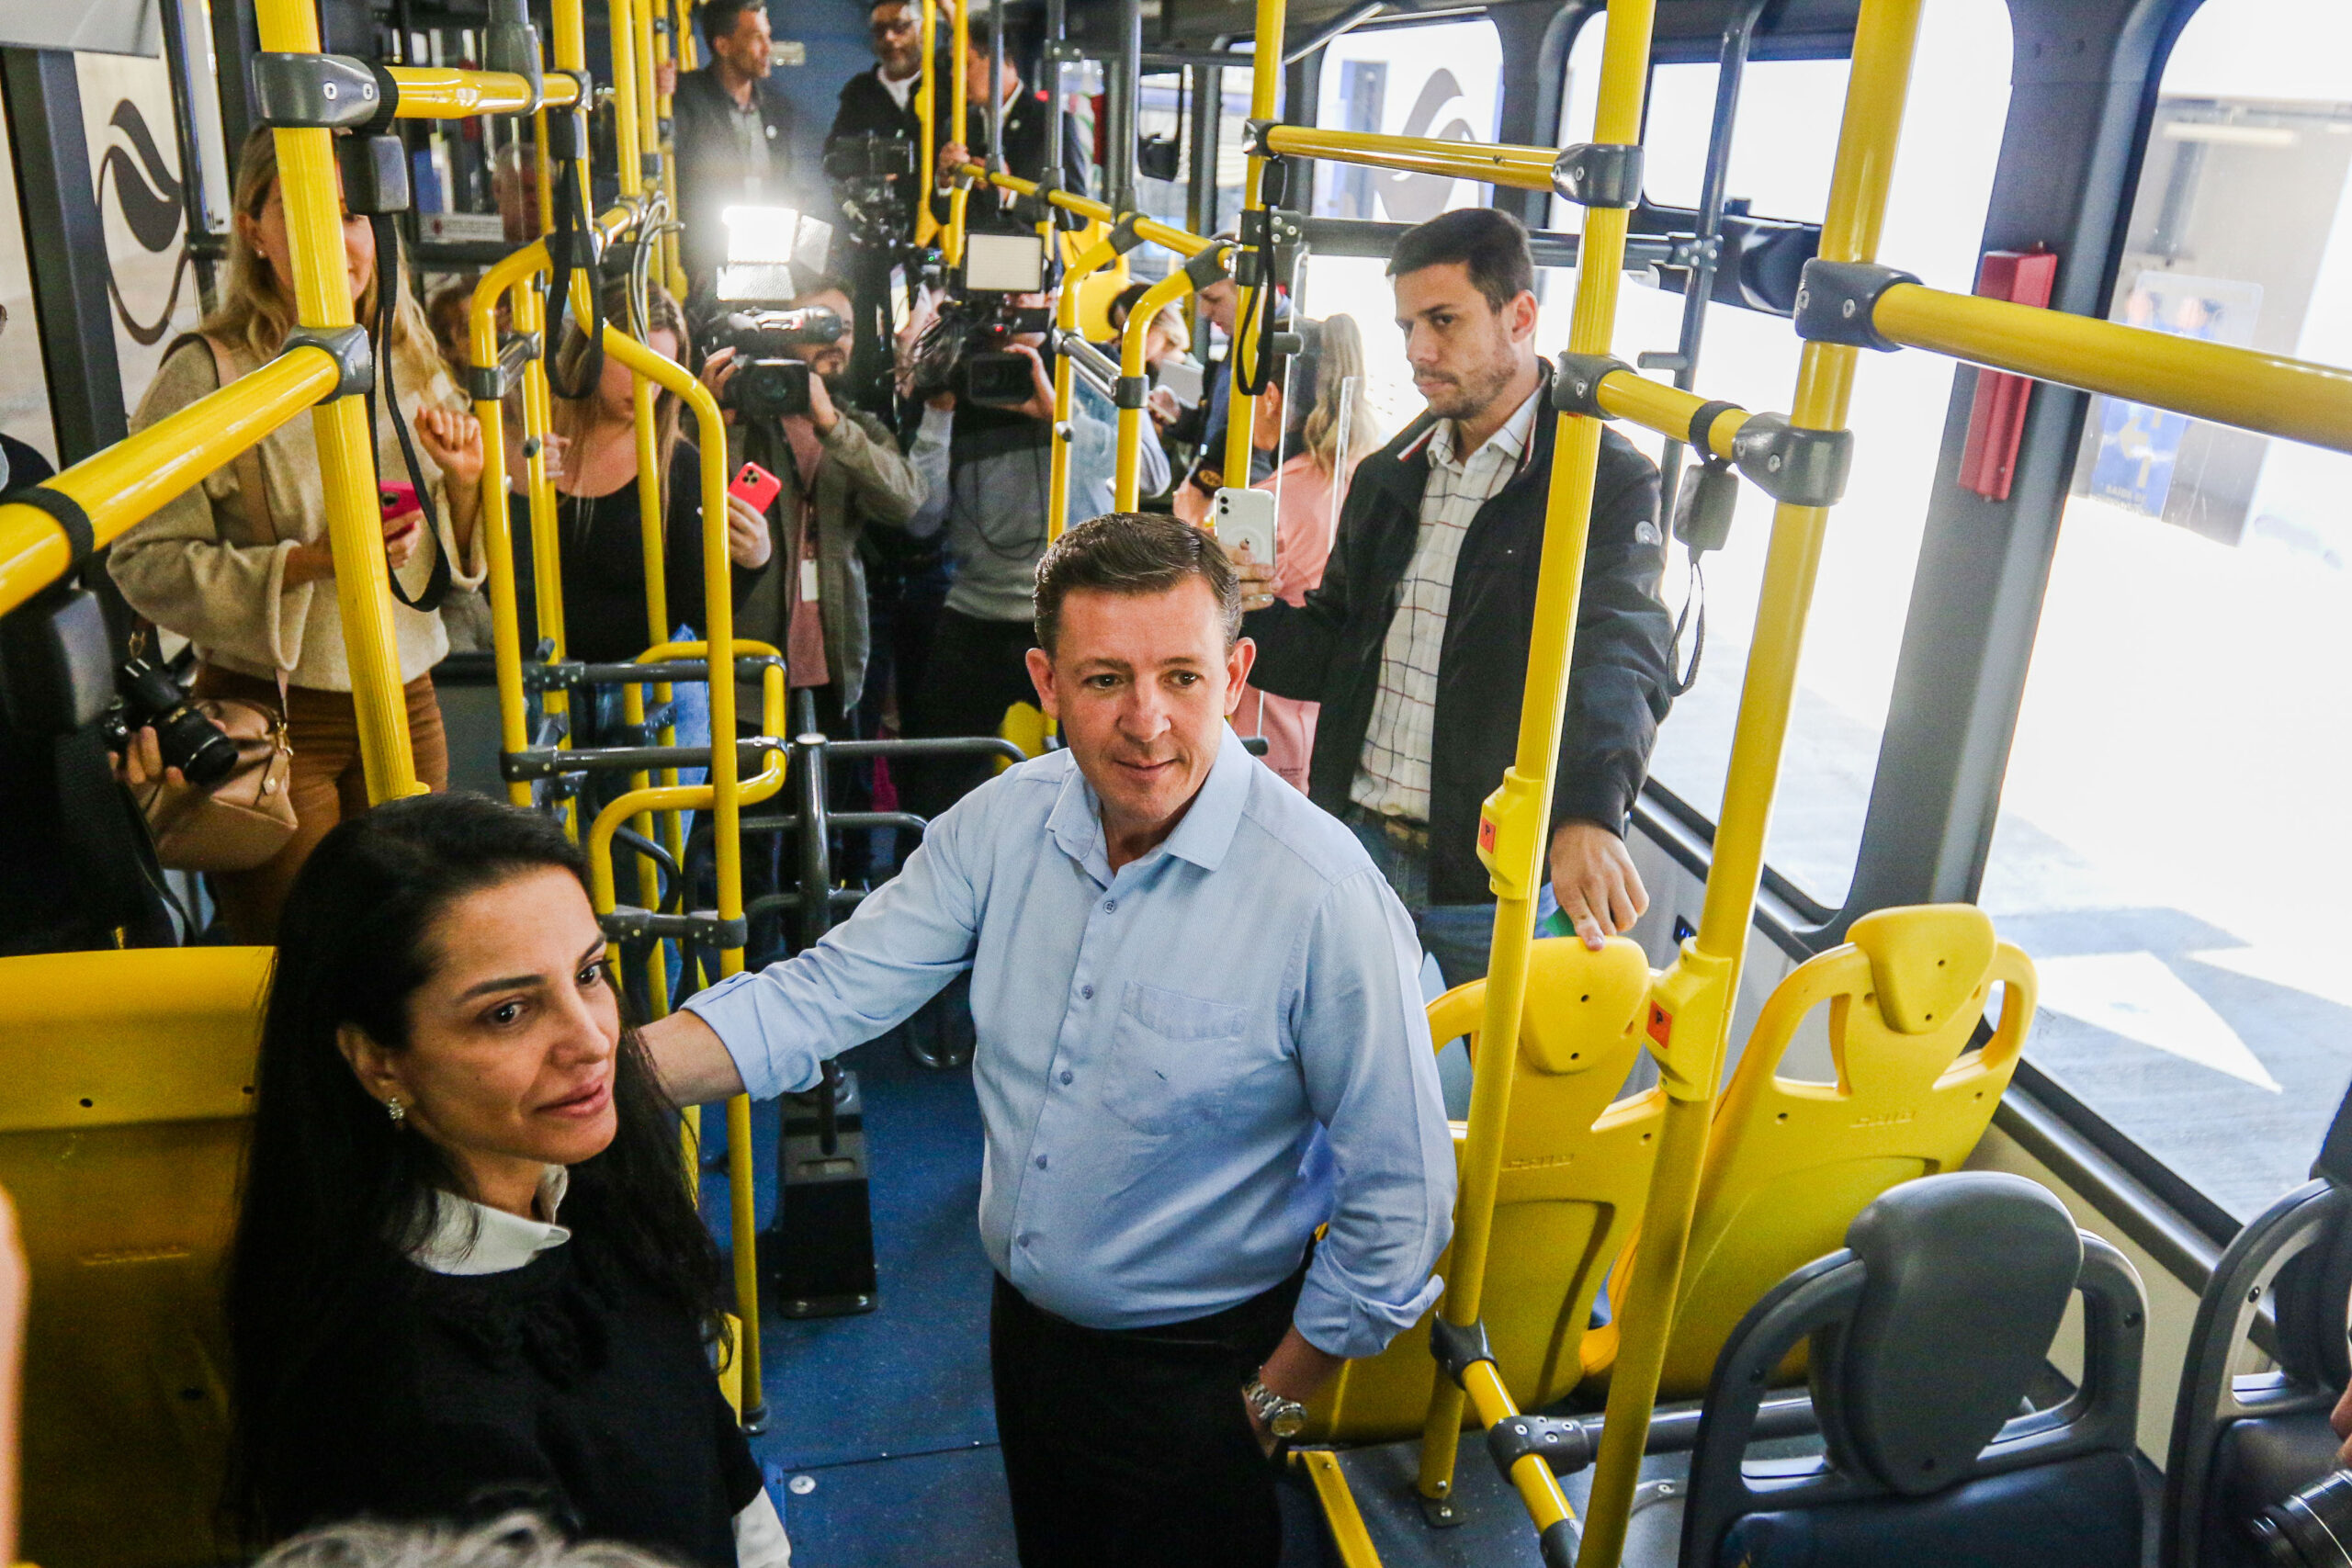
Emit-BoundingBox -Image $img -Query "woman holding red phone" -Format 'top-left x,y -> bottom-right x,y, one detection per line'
110,127 -> 488,943
504,280 -> 770,807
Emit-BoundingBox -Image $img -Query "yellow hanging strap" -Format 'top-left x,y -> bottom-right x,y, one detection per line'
1571,0 -> 1926,1562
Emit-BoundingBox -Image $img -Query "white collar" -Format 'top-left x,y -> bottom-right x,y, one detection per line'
880,66 -> 918,107
1429,378 -> 1541,470
409,1166 -> 572,1276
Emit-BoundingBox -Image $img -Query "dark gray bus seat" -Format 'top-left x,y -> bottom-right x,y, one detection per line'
2163,1084 -> 2352,1568
1588,1172 -> 2147,1568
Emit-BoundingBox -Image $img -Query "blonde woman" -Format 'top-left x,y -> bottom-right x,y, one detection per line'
111,127 -> 486,944
1225,314 -> 1381,790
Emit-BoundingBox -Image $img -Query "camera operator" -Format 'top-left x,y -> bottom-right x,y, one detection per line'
700,273 -> 927,739
899,284 -> 1167,817
826,0 -> 936,408
674,0 -> 801,288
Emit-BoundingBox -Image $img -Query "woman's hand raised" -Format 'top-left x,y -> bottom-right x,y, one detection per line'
415,407 -> 485,489
725,493 -> 775,570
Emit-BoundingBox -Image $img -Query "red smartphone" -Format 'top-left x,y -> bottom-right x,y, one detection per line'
729,460 -> 784,513
378,481 -> 422,532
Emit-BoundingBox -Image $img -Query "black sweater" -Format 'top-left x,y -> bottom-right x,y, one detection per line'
509,444 -> 755,665
258,1239 -> 760,1567
1247,366 -> 1674,903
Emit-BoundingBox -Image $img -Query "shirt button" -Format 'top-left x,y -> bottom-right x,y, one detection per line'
1058,1069 -> 1074,1086
1103,899 -> 1117,912
1035,1154 -> 1048,1169
1018,1234 -> 1031,1248
1080,985 -> 1095,1000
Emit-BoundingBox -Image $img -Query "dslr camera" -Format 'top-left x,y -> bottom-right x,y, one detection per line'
100,655 -> 238,788
823,133 -> 919,254
710,307 -> 846,421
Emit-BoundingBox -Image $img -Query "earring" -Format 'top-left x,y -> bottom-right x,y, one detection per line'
385,1095 -> 405,1125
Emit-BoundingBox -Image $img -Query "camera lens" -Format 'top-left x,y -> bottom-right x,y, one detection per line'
2252,1472 -> 2352,1567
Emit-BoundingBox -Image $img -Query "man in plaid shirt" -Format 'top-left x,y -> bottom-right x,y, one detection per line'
1238,208 -> 1675,985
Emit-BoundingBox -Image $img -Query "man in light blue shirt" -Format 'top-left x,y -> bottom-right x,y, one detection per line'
646,513 -> 1453,1568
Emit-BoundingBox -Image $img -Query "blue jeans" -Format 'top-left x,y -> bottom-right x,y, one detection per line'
1345,807 -> 1498,989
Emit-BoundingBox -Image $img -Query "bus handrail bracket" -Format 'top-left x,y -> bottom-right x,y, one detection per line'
282,325 -> 375,400
1552,353 -> 1633,418
1793,259 -> 1921,353
1487,1415 -> 1597,1480
1731,412 -> 1853,507
251,51 -> 386,129
1553,141 -> 1644,209
1430,1313 -> 1496,1388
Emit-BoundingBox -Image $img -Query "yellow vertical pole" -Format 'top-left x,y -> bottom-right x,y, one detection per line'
1047,236 -> 1121,541
657,0 -> 688,296
469,249 -> 550,807
513,273 -> 574,838
1221,0 -> 1284,496
610,0 -> 644,201
630,374 -> 684,936
253,0 -> 419,804
1572,2 -> 1925,1563
944,0 -> 972,265
1411,0 -> 1658,1525
633,0 -> 662,188
1115,270 -> 1197,509
916,0 -> 940,244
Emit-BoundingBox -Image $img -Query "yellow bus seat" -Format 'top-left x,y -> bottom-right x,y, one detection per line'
0,947 -> 270,1568
1306,936 -> 1666,1443
1071,263 -> 1133,343
997,701 -> 1047,770
1579,902 -> 2035,1404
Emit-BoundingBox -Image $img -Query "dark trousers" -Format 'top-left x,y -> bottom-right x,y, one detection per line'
989,1269 -> 1301,1568
904,608 -> 1039,822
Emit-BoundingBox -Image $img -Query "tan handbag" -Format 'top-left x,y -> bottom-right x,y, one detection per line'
134,335 -> 301,874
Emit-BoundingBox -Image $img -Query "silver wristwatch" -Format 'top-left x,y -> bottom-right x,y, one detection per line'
1243,1374 -> 1308,1439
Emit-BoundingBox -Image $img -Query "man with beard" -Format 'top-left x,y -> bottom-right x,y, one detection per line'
707,272 -> 929,738
1235,207 -> 1676,984
827,0 -> 932,403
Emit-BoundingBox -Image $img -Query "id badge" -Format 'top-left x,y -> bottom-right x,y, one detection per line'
799,557 -> 821,604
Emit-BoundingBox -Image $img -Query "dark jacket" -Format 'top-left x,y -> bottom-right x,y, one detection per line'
931,86 -> 1088,225
1247,367 -> 1675,903
673,63 -> 799,283
830,63 -> 924,144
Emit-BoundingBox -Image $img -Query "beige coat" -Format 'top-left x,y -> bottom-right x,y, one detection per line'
109,337 -> 486,692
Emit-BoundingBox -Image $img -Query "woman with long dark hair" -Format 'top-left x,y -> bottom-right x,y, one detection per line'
224,793 -> 786,1566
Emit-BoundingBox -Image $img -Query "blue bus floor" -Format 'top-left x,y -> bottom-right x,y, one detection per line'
691,1032 -> 1345,1566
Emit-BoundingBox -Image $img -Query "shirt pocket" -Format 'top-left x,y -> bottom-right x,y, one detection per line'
1100,981 -> 1251,1136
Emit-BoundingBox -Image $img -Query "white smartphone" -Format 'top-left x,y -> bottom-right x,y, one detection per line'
1213,486 -> 1278,573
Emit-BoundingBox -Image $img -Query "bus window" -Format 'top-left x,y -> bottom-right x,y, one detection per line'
1981,0 -> 2352,1221
1578,0 -> 2009,906
1310,18 -> 1502,225
1299,17 -> 1505,438
0,120 -> 57,470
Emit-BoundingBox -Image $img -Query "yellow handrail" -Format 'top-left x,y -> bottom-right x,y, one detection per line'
597,321 -> 768,1423
1048,234 -> 1127,542
1222,0 -> 1286,509
944,0 -> 972,266
610,0 -> 644,200
1259,122 -> 1559,192
1115,269 -> 1202,510
468,240 -> 557,808
915,0 -> 939,245
0,346 -> 340,618
1573,0 -> 1928,1560
1871,283 -> 2352,453
386,65 -> 583,117
257,0 -> 424,803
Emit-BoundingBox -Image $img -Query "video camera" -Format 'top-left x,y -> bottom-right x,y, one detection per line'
712,306 -> 846,420
903,230 -> 1054,408
823,133 -> 919,254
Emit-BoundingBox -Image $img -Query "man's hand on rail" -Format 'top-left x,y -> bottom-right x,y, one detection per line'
640,1008 -> 750,1107
937,141 -> 974,190
654,60 -> 677,98
699,346 -> 742,425
1005,344 -> 1057,422
1548,820 -> 1649,953
725,493 -> 775,570
1225,539 -> 1277,614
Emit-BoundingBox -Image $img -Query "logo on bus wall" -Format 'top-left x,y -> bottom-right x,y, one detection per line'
1376,70 -> 1481,225
98,98 -> 191,346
